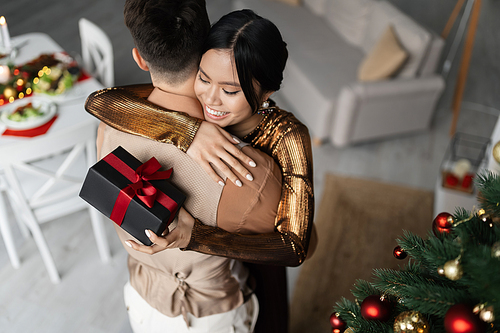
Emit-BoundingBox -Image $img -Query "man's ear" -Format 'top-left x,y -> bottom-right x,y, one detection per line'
132,48 -> 149,71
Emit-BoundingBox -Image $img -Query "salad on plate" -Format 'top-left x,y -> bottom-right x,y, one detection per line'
0,97 -> 57,130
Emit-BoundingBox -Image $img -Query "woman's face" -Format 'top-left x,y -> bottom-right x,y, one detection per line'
194,49 -> 262,135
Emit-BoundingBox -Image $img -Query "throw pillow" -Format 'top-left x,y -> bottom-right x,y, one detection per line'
358,25 -> 409,81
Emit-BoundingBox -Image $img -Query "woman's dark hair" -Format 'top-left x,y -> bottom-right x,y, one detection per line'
203,9 -> 288,113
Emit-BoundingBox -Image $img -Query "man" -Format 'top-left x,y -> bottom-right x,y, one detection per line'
88,0 -> 283,332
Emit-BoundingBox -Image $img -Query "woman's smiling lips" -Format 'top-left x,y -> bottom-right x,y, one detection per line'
205,105 -> 230,119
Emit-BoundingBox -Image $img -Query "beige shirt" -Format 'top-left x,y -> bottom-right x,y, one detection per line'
96,90 -> 281,321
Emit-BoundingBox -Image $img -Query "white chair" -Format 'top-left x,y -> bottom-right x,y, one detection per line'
1,122 -> 111,284
78,18 -> 114,87
0,174 -> 21,269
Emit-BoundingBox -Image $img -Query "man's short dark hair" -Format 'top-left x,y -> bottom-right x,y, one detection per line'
124,0 -> 210,83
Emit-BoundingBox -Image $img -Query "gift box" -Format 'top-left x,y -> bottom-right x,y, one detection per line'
79,146 -> 186,246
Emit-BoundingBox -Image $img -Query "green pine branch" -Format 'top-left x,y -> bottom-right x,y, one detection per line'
333,298 -> 393,333
350,279 -> 380,301
372,267 -> 469,317
476,171 -> 500,216
331,171 -> 500,332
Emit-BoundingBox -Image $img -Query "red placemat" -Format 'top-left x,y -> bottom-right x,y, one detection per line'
2,115 -> 58,138
78,69 -> 91,82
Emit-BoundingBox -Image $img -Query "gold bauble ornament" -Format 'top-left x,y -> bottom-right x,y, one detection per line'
473,303 -> 484,314
344,328 -> 356,333
393,311 -> 430,333
492,242 -> 500,259
437,266 -> 445,276
479,305 -> 495,323
3,86 -> 16,99
443,259 -> 463,281
493,141 -> 500,164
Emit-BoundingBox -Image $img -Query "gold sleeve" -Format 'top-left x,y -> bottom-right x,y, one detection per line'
185,111 -> 315,266
84,84 -> 202,153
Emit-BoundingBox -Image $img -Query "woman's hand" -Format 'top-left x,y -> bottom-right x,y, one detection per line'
124,208 -> 195,254
187,121 -> 256,187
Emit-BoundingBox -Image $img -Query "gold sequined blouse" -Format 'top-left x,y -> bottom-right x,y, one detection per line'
85,84 -> 314,267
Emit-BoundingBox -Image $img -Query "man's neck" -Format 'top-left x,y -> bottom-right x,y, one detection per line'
147,76 -> 203,119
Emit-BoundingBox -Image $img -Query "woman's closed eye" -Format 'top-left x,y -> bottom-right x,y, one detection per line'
198,71 -> 240,95
223,89 -> 240,96
198,74 -> 209,84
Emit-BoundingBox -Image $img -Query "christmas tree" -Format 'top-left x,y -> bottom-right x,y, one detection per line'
331,171 -> 500,333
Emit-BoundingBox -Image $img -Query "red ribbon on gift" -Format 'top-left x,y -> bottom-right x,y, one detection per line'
103,153 -> 179,226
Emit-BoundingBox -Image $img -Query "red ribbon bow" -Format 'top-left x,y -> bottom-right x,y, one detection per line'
103,153 -> 178,226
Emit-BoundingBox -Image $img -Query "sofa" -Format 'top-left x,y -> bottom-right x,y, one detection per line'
233,0 -> 446,146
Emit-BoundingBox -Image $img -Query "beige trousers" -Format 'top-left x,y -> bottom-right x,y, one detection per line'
123,282 -> 258,333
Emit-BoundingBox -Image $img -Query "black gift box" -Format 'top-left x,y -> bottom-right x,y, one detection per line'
79,146 -> 186,246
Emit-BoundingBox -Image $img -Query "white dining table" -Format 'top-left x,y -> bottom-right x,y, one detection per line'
0,32 -> 103,152
0,32 -> 105,270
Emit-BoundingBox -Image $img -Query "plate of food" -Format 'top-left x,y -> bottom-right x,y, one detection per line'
30,53 -> 82,100
0,97 -> 57,130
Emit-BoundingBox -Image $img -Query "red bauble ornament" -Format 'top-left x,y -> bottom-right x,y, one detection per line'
393,246 -> 407,259
433,212 -> 454,235
360,295 -> 392,321
329,313 -> 346,332
444,303 -> 486,333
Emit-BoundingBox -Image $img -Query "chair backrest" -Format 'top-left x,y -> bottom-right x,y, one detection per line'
79,18 -> 114,87
2,121 -> 98,223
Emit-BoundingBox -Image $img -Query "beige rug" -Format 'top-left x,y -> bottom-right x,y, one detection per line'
290,174 -> 434,333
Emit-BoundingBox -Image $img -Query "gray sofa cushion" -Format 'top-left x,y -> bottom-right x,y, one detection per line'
323,0 -> 373,46
303,0 -> 328,16
361,1 -> 432,78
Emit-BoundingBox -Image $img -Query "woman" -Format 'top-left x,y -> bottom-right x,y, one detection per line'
87,9 -> 314,332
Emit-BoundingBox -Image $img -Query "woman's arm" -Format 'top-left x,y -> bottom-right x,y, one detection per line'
127,111 -> 314,266
85,84 -> 256,186
86,84 -> 201,152
185,113 -> 315,266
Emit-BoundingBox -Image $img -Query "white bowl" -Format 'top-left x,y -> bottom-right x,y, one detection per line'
0,97 -> 57,130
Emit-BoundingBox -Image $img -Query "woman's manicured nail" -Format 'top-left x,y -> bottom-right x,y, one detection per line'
236,180 -> 243,187
125,241 -> 132,248
218,180 -> 225,186
246,174 -> 253,181
233,137 -> 240,143
145,229 -> 151,238
249,161 -> 256,167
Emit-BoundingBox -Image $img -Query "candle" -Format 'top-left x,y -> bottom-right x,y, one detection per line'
0,65 -> 9,84
0,16 -> 11,51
